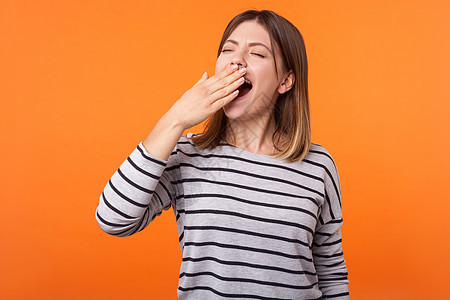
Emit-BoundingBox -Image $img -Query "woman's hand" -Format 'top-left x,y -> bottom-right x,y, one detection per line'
167,63 -> 246,130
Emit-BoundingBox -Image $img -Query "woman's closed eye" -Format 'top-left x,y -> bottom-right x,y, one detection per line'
221,49 -> 265,58
252,53 -> 265,58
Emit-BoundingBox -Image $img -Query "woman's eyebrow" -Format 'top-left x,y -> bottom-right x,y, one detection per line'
224,39 -> 272,53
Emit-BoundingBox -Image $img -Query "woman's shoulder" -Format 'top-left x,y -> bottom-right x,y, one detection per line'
308,142 -> 339,173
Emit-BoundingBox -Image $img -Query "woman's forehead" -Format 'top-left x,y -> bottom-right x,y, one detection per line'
227,21 -> 271,45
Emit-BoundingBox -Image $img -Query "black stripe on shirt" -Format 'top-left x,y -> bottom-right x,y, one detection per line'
313,238 -> 342,247
184,241 -> 313,262
324,190 -> 336,219
96,211 -> 132,228
185,225 -> 312,249
303,159 -> 341,207
180,178 -> 319,206
179,271 -> 318,290
117,168 -> 153,194
126,156 -> 160,180
183,193 -> 317,220
108,179 -> 147,208
177,162 -> 324,198
136,144 -> 168,166
315,259 -> 345,268
128,206 -> 149,236
101,191 -> 135,219
176,147 -> 325,183
185,209 -> 314,234
313,252 -> 344,259
178,285 -> 291,300
323,291 -> 350,298
182,256 -> 317,276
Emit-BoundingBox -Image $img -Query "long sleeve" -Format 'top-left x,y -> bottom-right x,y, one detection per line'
95,141 -> 179,237
312,155 -> 350,299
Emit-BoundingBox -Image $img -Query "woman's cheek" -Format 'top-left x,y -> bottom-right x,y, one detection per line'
215,60 -> 226,74
216,56 -> 231,71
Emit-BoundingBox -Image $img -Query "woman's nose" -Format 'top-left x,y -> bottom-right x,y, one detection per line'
230,51 -> 247,68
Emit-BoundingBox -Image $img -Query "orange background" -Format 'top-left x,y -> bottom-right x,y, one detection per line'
1,0 -> 449,299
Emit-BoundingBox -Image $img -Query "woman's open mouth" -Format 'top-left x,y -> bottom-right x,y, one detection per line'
235,77 -> 253,100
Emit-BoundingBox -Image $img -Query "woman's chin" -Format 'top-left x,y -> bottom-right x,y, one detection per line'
223,88 -> 254,119
223,105 -> 253,121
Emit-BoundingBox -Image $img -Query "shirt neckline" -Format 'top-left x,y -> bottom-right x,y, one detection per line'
220,141 -> 286,162
187,132 -> 287,163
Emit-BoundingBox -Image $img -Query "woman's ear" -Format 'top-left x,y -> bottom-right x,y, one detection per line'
277,70 -> 295,94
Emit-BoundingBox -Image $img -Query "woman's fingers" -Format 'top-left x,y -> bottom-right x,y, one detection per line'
205,64 -> 243,91
209,64 -> 239,86
210,74 -> 245,101
167,64 -> 246,130
206,65 -> 246,100
210,87 -> 240,112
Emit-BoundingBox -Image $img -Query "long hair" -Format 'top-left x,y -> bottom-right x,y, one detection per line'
191,9 -> 311,163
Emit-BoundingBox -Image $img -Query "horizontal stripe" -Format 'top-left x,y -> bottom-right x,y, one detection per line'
327,218 -> 343,224
313,238 -> 342,247
184,193 -> 317,220
185,209 -> 314,234
314,259 -> 346,268
180,178 -> 319,206
184,241 -> 313,262
318,277 -> 348,282
179,271 -> 318,290
178,162 -> 324,197
97,136 -> 349,298
182,256 -> 317,276
185,225 -> 312,248
177,144 -> 325,183
326,272 -> 349,277
96,211 -> 131,228
178,285 -> 292,300
323,292 -> 350,298
313,252 -> 344,259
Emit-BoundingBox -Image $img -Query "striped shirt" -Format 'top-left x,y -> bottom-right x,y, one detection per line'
95,132 -> 350,299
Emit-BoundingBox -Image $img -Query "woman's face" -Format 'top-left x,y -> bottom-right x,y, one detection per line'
215,20 -> 287,121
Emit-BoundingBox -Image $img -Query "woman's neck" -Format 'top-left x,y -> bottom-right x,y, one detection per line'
225,114 -> 284,155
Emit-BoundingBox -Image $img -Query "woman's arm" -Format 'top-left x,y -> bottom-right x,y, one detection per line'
95,113 -> 183,237
142,111 -> 185,161
312,154 -> 350,299
95,65 -> 246,237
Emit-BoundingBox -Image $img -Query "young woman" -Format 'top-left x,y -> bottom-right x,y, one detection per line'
96,9 -> 349,299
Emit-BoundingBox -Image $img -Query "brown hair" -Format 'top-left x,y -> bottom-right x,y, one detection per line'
191,9 -> 311,163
